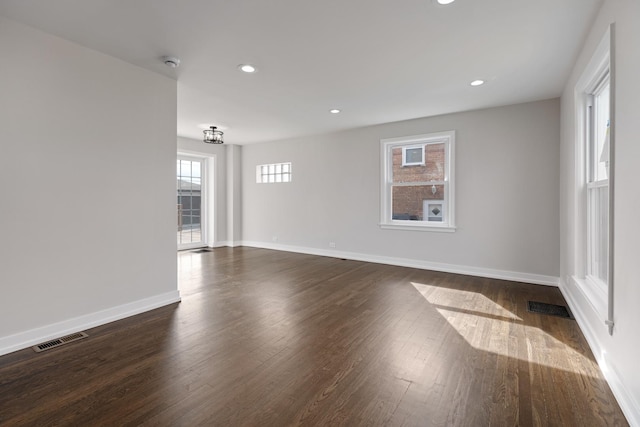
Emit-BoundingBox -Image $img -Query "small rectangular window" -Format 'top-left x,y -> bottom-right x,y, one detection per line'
402,145 -> 425,166
256,162 -> 292,184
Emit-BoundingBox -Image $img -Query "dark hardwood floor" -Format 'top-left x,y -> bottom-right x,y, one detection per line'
0,247 -> 628,426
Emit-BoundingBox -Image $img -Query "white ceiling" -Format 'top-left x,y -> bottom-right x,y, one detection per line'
0,0 -> 601,144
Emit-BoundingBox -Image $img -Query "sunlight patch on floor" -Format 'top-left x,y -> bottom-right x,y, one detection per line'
410,282 -> 598,374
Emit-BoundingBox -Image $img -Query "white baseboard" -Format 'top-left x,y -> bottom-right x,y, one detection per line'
0,290 -> 181,357
213,240 -> 241,248
560,279 -> 640,427
239,241 -> 559,287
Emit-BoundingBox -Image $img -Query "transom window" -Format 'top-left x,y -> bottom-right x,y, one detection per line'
380,131 -> 455,232
256,162 -> 292,183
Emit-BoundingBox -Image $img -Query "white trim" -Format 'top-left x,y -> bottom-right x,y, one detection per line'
0,290 -> 181,357
560,279 -> 640,427
569,275 -> 607,326
239,240 -> 559,287
178,242 -> 207,250
379,223 -> 456,232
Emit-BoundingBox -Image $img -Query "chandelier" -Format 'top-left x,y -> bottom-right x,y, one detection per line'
203,126 -> 224,144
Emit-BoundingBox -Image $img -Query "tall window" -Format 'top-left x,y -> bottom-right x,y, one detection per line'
380,131 -> 455,231
573,25 -> 613,326
586,74 -> 610,289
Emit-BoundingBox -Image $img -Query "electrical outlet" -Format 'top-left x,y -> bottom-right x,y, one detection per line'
329,242 -> 336,248
272,236 -> 278,242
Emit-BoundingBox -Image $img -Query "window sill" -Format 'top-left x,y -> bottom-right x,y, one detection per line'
570,275 -> 607,319
379,223 -> 456,233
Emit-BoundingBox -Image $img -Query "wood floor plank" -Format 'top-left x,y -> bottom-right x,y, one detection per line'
0,247 -> 629,426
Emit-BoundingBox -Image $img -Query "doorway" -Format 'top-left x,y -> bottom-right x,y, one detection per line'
177,155 -> 206,250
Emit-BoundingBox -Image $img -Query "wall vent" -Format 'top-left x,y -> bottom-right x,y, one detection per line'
32,332 -> 89,353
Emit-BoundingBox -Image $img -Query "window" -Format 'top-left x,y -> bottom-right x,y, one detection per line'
402,145 -> 425,166
572,25 -> 613,324
380,131 -> 455,231
586,73 -> 610,288
256,162 -> 292,184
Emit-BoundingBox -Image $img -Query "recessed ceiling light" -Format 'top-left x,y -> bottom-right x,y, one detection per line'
329,109 -> 341,114
238,64 -> 256,73
470,79 -> 485,86
437,0 -> 455,4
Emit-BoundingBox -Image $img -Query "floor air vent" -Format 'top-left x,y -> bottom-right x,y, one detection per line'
192,248 -> 213,253
33,332 -> 89,353
527,301 -> 573,319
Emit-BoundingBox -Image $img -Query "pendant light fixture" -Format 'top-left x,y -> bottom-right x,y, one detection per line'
203,126 -> 224,144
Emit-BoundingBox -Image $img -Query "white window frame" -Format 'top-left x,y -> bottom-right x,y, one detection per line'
380,131 -> 456,232
572,26 -> 613,322
402,145 -> 425,166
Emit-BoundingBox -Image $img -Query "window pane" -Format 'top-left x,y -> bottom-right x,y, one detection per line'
594,84 -> 610,182
391,185 -> 445,221
393,144 -> 446,183
426,143 -> 446,181
405,147 -> 423,164
192,161 -> 201,178
179,178 -> 191,191
180,160 -> 191,177
181,197 -> 192,210
192,196 -> 201,210
588,185 -> 608,283
283,164 -> 290,173
283,174 -> 290,182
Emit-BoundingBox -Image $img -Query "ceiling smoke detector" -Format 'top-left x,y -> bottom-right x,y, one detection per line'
162,56 -> 181,68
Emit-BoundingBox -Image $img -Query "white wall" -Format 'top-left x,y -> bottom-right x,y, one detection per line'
227,145 -> 243,246
241,99 -> 560,284
0,18 -> 179,355
559,0 -> 640,424
177,136 -> 227,246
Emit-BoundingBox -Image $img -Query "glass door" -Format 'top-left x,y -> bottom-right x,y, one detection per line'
177,156 -> 206,250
